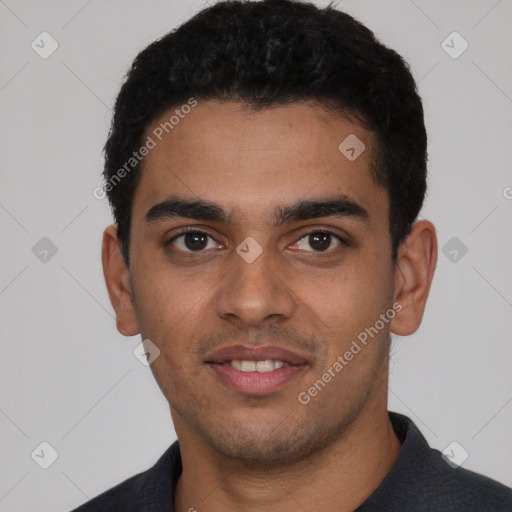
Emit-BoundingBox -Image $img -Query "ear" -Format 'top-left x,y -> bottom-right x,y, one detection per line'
101,225 -> 140,336
390,220 -> 437,336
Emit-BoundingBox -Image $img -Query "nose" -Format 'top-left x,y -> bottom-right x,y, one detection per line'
213,240 -> 297,328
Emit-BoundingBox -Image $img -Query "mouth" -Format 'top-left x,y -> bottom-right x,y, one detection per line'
221,359 -> 295,372
205,345 -> 308,395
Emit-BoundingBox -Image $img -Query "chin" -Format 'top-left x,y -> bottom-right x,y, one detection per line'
202,416 -> 344,468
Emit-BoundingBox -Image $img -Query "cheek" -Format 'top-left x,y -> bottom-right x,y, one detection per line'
133,270 -> 205,389
131,261 -> 195,342
294,257 -> 393,369
130,254 -> 223,370
306,264 -> 389,327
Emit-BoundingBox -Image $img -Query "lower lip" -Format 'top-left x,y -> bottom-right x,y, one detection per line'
209,363 -> 306,395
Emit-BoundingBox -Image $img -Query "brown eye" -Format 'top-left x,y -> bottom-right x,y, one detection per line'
183,232 -> 208,250
167,231 -> 219,252
293,231 -> 344,253
309,232 -> 331,251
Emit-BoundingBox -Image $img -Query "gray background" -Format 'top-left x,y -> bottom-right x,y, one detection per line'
1,0 -> 511,510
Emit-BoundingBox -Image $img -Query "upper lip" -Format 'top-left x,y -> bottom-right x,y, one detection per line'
205,345 -> 308,365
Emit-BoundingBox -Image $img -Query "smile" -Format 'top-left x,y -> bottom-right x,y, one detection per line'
228,359 -> 289,372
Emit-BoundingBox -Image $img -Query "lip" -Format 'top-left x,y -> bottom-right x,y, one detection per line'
205,345 -> 308,395
205,344 -> 308,365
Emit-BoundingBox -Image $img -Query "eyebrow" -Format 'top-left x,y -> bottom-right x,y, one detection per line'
271,196 -> 369,226
144,194 -> 369,227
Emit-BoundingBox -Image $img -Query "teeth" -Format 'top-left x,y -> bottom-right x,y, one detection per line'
241,360 -> 256,372
230,360 -> 286,372
256,360 -> 274,372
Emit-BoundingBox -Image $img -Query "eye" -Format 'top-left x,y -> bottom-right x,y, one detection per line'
167,230 -> 220,252
292,231 -> 344,252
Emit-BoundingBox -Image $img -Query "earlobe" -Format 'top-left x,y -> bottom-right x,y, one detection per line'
390,220 -> 437,336
101,225 -> 140,336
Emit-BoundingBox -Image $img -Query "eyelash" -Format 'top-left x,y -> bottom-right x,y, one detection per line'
165,227 -> 348,254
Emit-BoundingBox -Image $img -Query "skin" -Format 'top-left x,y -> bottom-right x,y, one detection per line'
102,100 -> 437,512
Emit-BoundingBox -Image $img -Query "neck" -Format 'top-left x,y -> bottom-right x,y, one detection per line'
173,389 -> 401,512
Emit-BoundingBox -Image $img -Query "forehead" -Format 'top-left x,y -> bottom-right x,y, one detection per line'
133,100 -> 387,225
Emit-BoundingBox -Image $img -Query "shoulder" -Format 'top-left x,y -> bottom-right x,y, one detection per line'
70,471 -> 147,512
69,441 -> 181,512
419,443 -> 511,510
358,413 -> 512,511
449,469 -> 511,508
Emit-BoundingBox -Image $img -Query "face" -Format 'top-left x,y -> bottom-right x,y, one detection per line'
121,101 -> 399,464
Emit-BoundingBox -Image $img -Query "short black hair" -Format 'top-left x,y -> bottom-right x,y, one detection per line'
103,0 -> 427,265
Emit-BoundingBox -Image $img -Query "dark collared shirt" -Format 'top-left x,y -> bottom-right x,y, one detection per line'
71,412 -> 512,511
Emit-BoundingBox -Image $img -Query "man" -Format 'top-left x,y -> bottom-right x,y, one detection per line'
72,0 -> 511,510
